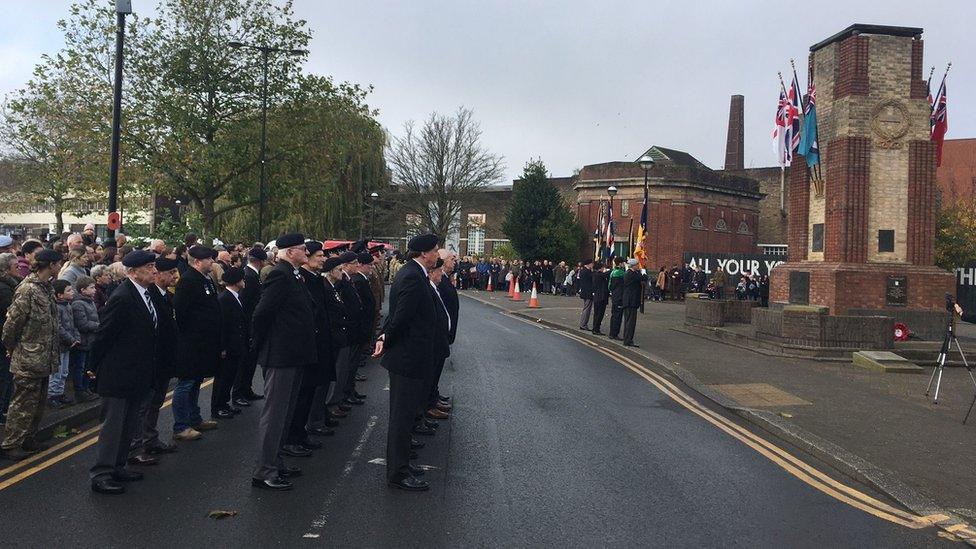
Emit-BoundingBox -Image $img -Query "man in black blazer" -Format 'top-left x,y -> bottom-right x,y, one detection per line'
212,268 -> 246,420
608,257 -> 626,340
335,256 -> 366,408
232,247 -> 267,406
373,233 -> 440,492
577,259 -> 594,330
89,251 -> 166,494
590,261 -> 609,335
429,249 -> 459,415
621,259 -> 645,347
352,252 -> 377,397
424,258 -> 452,424
171,245 -> 222,441
250,233 -> 317,491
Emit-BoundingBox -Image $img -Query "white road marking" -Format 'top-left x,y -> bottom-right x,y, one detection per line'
484,318 -> 515,333
303,415 -> 378,538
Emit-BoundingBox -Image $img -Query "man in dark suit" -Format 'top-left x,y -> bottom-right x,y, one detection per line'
424,258 -> 452,426
608,257 -> 626,340
212,268 -> 246,420
171,245 -> 222,441
250,233 -> 317,491
232,247 -> 267,406
130,256 -> 179,465
590,261 -> 609,335
621,259 -> 645,347
352,252 -> 377,395
577,259 -> 594,330
307,253 -> 353,431
429,249 -> 459,415
373,233 -> 440,491
89,251 -> 166,494
336,255 -> 366,408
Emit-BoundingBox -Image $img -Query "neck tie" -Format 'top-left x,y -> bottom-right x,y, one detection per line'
143,289 -> 158,328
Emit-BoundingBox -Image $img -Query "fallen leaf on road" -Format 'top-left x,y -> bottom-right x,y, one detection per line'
207,510 -> 238,519
779,412 -> 794,419
52,425 -> 68,438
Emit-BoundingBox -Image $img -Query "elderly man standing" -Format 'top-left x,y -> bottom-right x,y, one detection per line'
88,250 -> 166,494
232,247 -> 267,406
171,245 -> 222,441
577,259 -> 594,330
250,233 -> 317,491
0,249 -> 61,461
621,259 -> 645,348
373,233 -> 440,491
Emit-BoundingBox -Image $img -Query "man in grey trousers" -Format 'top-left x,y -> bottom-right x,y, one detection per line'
249,233 -> 317,491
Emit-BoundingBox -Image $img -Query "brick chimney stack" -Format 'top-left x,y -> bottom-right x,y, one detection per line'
724,94 -> 745,171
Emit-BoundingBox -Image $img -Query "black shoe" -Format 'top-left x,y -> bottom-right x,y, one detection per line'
246,393 -> 265,401
145,442 -> 178,455
579,326 -> 588,331
408,464 -> 426,476
280,465 -> 303,478
92,477 -> 125,494
324,417 -> 340,427
299,439 -> 323,450
388,476 -> 430,491
307,426 -> 335,437
355,374 -> 367,382
354,392 -> 367,400
344,397 -> 364,406
424,419 -> 439,429
252,477 -> 292,491
127,454 -> 159,466
1,447 -> 38,461
592,331 -> 605,335
214,409 -> 235,419
229,406 -> 242,414
413,425 -> 436,436
338,403 -> 352,412
233,398 -> 251,407
410,439 -> 425,450
609,336 -> 620,340
409,450 -> 419,459
438,395 -> 451,403
111,470 -> 144,482
624,342 -> 639,348
281,445 -> 313,458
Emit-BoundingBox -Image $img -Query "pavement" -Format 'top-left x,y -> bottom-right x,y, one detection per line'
461,289 -> 976,527
0,297 -> 955,547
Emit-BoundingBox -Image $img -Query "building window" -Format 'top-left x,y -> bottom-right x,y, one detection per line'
811,223 -> 825,252
620,200 -> 629,217
467,213 -> 485,255
691,216 -> 705,230
878,229 -> 895,253
715,218 -> 729,232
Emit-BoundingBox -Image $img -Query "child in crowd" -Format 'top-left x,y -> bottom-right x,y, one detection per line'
71,276 -> 100,402
50,279 -> 81,408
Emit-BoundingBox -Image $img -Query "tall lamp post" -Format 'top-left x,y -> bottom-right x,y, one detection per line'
227,40 -> 308,243
606,185 -> 617,260
106,0 -> 132,241
369,192 -> 379,237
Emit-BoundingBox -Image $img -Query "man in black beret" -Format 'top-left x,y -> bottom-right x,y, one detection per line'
88,250 -> 164,494
373,233 -> 440,491
232,247 -> 268,405
131,255 -> 180,463
330,251 -> 366,414
212,268 -> 245,421
250,233 -> 317,491
577,258 -> 595,330
350,252 -> 377,399
171,245 -> 222,442
307,251 -> 354,432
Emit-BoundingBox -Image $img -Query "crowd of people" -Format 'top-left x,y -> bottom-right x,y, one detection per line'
0,227 -> 457,494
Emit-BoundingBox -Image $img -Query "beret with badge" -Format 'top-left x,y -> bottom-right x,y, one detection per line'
407,233 -> 439,253
276,233 -> 305,249
122,249 -> 157,268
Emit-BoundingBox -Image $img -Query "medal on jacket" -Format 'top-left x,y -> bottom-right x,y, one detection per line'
205,283 -> 211,295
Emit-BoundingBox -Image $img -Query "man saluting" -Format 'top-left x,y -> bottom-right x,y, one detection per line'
373,233 -> 440,491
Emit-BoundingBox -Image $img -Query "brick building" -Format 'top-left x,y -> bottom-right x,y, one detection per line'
936,138 -> 976,205
575,146 -> 763,269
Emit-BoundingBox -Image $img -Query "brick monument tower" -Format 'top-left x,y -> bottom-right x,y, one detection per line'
769,24 -> 954,341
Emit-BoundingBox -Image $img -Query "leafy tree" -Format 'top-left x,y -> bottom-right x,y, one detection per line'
503,159 -> 585,262
935,200 -> 976,270
386,107 -> 505,243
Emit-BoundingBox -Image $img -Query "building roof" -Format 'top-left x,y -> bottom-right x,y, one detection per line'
810,23 -> 923,52
637,146 -> 709,170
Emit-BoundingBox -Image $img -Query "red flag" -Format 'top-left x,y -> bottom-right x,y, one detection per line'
931,76 -> 948,166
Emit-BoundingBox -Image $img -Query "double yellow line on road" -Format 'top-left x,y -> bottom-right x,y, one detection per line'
499,307 -> 958,533
0,379 -> 214,492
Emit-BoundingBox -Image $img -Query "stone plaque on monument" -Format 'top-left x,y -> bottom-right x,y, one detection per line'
886,276 -> 908,306
789,271 -> 810,305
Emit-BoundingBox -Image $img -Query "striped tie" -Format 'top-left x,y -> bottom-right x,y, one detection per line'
144,290 -> 157,328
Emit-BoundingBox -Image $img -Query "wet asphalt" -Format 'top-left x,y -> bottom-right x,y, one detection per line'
0,297 -> 953,548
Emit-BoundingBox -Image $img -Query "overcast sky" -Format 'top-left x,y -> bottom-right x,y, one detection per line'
1,1 -> 972,181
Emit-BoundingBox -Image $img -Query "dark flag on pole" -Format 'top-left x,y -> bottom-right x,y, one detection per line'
931,69 -> 949,167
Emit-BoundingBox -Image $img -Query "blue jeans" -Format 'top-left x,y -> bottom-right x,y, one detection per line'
172,378 -> 203,433
49,351 -> 71,397
70,349 -> 88,393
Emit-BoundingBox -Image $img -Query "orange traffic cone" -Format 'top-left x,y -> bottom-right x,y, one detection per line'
513,280 -> 522,301
528,283 -> 539,308
508,276 -> 515,298
487,276 -> 493,292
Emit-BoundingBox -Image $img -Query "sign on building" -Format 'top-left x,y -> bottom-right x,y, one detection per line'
682,252 -> 787,278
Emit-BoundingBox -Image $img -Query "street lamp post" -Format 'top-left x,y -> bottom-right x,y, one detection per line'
606,185 -> 618,260
106,0 -> 132,241
227,40 -> 308,243
637,153 -> 655,199
369,192 -> 379,238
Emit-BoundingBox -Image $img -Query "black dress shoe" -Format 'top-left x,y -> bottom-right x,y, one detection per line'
609,336 -> 621,340
424,419 -> 439,429
324,417 -> 340,427
355,374 -> 367,382
111,470 -> 144,482
247,393 -> 265,401
410,439 -> 425,449
127,454 -> 159,466
354,392 -> 367,400
408,464 -> 426,476
592,331 -> 605,335
281,445 -> 313,457
229,406 -> 242,414
624,342 -> 639,348
233,398 -> 251,407
92,477 -> 125,494
344,397 -> 364,406
438,395 -> 451,403
412,425 -> 436,436
279,465 -> 303,478
409,450 -> 419,459
214,409 -> 235,419
338,403 -> 352,412
388,476 -> 430,491
252,477 -> 292,491
145,442 -> 178,455
307,426 -> 335,437
299,439 -> 323,450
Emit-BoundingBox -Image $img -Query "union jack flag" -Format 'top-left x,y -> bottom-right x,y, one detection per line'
787,72 -> 802,156
772,89 -> 789,167
931,76 -> 948,166
604,201 -> 615,261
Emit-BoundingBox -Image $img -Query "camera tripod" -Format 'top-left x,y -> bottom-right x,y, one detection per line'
924,310 -> 976,423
